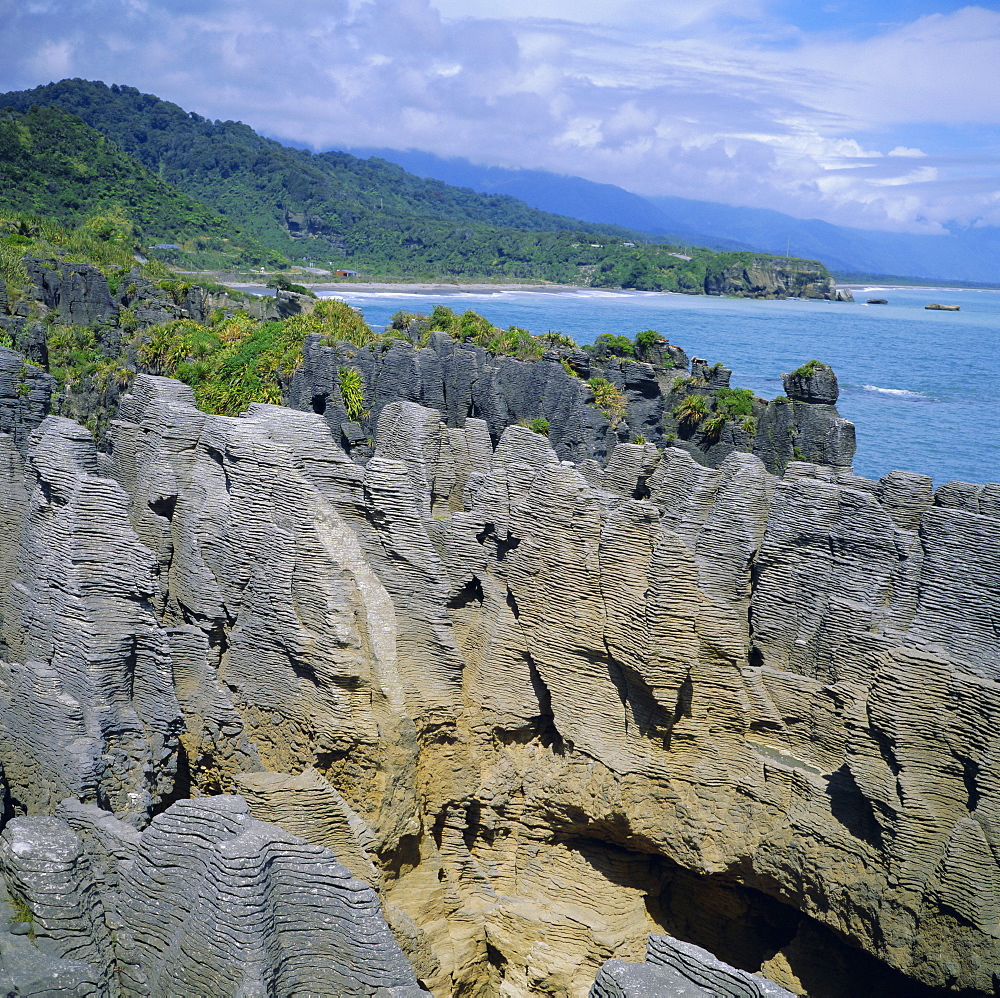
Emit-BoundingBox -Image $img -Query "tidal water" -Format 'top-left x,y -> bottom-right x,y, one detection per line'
314,285 -> 1000,487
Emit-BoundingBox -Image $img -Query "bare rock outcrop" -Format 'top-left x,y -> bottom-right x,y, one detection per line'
287,332 -> 854,476
0,795 -> 422,996
592,935 -> 796,997
0,417 -> 181,825
0,368 -> 997,996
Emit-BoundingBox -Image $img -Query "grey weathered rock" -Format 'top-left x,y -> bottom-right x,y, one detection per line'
0,348 -> 55,455
1,358 -> 998,995
288,333 -> 852,474
23,260 -> 117,329
0,930 -> 103,997
0,817 -> 117,990
0,417 -> 181,824
934,479 -> 981,512
754,396 -> 855,474
106,383 -> 993,991
781,361 -> 839,404
591,935 -> 796,997
0,796 -> 420,997
690,358 -> 732,388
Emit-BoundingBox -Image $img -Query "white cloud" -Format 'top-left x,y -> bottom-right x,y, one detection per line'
27,39 -> 74,78
0,0 -> 996,233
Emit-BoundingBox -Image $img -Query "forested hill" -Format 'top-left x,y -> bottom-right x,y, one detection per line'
1,79 -> 839,294
0,80 -> 621,254
0,104 -> 279,270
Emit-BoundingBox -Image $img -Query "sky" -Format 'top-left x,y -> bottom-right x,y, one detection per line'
1,0 -> 998,234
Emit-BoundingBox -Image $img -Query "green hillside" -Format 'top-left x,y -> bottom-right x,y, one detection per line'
0,104 -> 281,270
0,80 -> 625,266
0,79 -> 835,291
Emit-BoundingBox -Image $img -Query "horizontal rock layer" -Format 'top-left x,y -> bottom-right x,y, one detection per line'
0,795 -> 421,996
0,366 -> 996,995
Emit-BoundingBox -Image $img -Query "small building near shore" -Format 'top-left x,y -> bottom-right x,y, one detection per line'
335,270 -> 358,277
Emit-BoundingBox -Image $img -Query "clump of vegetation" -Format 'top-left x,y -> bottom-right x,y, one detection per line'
139,313 -> 292,414
527,417 -> 550,436
47,323 -> 127,390
1,208 -> 169,281
587,377 -> 628,426
309,299 -> 380,347
713,387 -> 755,419
590,333 -> 634,357
388,309 -> 431,339
771,395 -> 792,404
539,330 -> 576,349
792,446 -> 807,461
559,356 -> 579,378
790,359 -> 823,377
338,366 -> 367,421
414,303 -> 559,361
8,894 -> 34,939
268,274 -> 318,298
740,416 -> 758,436
118,305 -> 138,331
673,394 -> 709,427
634,329 -> 662,352
136,300 -> 390,416
701,413 -> 727,440
157,279 -> 193,306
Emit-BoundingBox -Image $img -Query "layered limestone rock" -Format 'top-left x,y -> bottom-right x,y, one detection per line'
0,369 -> 997,996
0,347 -> 55,453
703,259 -> 837,300
0,795 -> 422,996
592,935 -> 796,997
286,331 -> 853,475
0,416 -> 181,824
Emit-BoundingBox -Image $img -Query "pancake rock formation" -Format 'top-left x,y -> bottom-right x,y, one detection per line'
591,935 -> 796,997
0,795 -> 422,995
0,354 -> 997,996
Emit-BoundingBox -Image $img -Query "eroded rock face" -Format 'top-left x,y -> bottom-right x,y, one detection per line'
592,935 -> 796,997
286,333 -> 854,474
0,374 -> 997,996
781,361 -> 839,404
0,417 -> 181,824
0,795 -> 421,997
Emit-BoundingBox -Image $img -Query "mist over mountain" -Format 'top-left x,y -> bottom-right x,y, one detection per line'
346,147 -> 1000,285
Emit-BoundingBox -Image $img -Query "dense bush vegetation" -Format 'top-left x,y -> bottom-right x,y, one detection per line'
0,106 -> 279,270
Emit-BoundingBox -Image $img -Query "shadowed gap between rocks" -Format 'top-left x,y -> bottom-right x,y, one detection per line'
515,831 -> 966,998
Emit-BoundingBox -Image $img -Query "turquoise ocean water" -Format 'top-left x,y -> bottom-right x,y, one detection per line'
312,285 -> 999,487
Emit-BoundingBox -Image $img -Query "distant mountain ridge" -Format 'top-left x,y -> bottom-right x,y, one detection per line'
346,146 -> 1000,285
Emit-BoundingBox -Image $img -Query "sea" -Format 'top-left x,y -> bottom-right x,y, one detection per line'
305,284 -> 999,487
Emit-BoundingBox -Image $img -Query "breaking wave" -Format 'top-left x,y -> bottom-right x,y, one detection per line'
862,385 -> 928,399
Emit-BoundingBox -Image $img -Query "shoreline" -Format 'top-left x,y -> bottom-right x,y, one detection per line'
225,281 -> 602,296
843,282 -> 1000,293
218,280 -> 995,300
